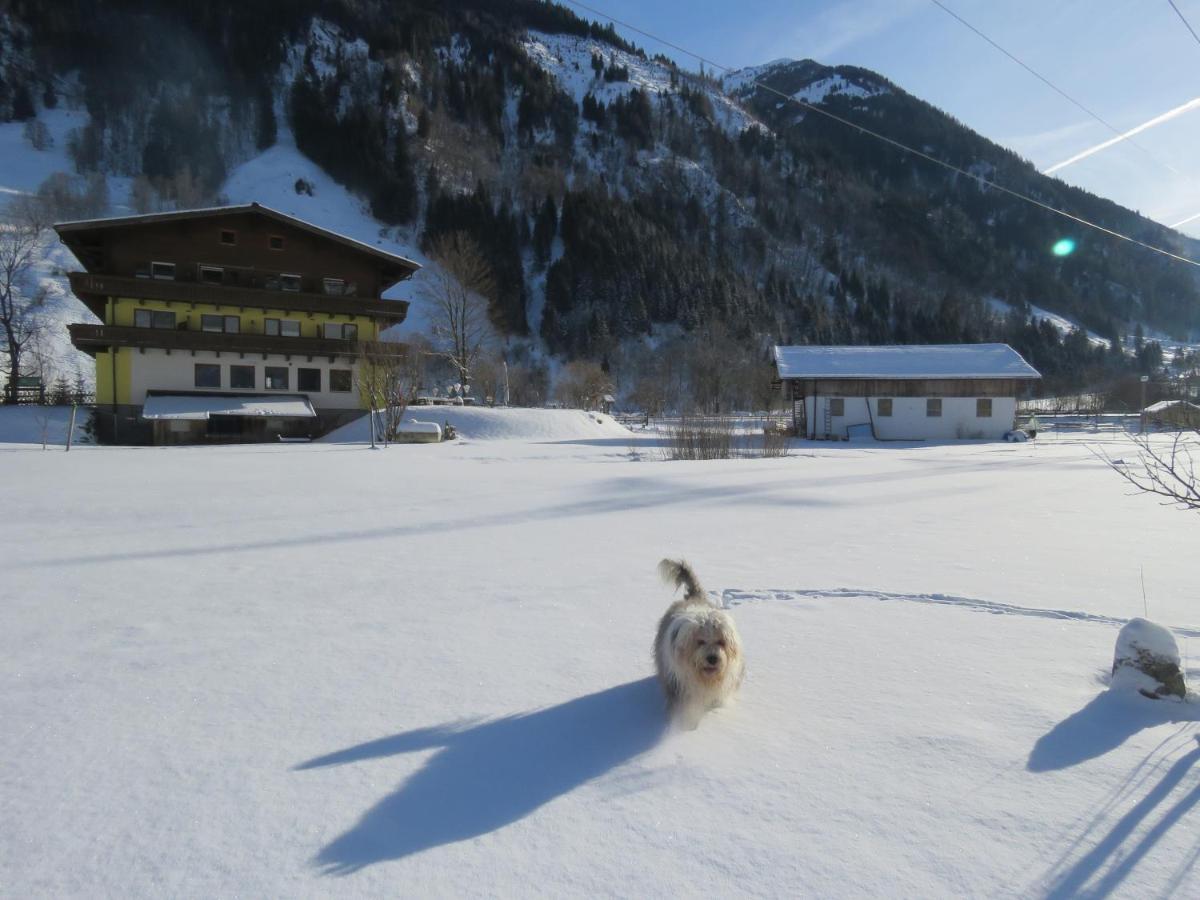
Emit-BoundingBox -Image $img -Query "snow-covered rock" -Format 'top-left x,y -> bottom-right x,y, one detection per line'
1111,617 -> 1187,699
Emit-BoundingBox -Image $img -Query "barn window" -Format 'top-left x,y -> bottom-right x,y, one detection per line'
279,273 -> 302,292
150,261 -> 176,280
976,398 -> 993,417
926,398 -> 942,417
269,235 -> 285,251
219,229 -> 237,245
877,398 -> 893,417
829,398 -> 844,417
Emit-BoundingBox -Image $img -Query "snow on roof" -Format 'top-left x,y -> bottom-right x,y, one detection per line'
141,394 -> 317,420
1144,399 -> 1200,413
772,344 -> 1041,380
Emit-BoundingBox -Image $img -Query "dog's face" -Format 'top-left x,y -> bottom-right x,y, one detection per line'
672,612 -> 741,684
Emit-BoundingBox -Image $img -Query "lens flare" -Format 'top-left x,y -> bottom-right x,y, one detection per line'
1052,238 -> 1076,257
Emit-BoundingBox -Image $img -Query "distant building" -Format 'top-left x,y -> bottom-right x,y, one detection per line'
1144,399 -> 1200,429
772,343 -> 1041,440
57,204 -> 419,444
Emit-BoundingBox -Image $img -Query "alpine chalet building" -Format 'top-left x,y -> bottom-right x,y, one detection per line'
58,204 -> 419,443
773,343 -> 1041,441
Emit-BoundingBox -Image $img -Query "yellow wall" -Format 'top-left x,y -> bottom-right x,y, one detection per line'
96,297 -> 379,407
110,296 -> 381,342
95,348 -> 133,405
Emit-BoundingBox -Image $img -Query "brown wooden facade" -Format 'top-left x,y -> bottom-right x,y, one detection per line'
788,378 -> 1032,399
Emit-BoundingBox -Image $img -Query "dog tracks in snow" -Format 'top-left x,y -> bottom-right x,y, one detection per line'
718,587 -> 1200,637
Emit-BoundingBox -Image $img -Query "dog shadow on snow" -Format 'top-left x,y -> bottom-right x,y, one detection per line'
295,677 -> 666,874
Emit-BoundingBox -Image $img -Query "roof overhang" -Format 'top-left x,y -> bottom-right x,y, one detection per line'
54,202 -> 421,287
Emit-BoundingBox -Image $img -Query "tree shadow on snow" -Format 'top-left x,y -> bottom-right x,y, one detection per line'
295,677 -> 666,875
1037,735 -> 1200,898
1027,689 -> 1200,773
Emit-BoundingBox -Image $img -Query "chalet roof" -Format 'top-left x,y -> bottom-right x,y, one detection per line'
772,344 -> 1041,380
53,203 -> 421,275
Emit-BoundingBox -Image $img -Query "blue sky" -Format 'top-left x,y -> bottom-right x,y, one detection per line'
573,0 -> 1200,238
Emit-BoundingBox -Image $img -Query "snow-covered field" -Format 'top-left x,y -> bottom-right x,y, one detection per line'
3,410 -> 1200,897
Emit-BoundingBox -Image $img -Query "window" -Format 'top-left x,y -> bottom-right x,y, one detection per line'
199,265 -> 224,285
230,365 -> 255,389
269,235 -> 285,251
220,229 -> 236,245
323,322 -> 358,340
298,368 -> 321,392
322,277 -> 345,296
829,398 -> 844,417
877,398 -> 893,417
280,273 -> 301,292
330,369 -> 353,392
194,364 -> 220,388
265,318 -> 301,337
926,398 -> 942,417
151,261 -> 176,280
134,309 -> 175,329
201,315 -> 240,334
976,398 -> 993,418
265,367 -> 289,391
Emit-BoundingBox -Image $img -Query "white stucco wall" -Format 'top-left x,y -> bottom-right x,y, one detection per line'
125,348 -> 361,410
803,395 -> 1017,440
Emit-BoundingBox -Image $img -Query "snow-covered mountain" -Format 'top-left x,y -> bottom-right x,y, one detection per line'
3,0 -> 1198,399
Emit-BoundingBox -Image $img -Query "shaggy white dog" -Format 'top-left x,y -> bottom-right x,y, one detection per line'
654,559 -> 744,728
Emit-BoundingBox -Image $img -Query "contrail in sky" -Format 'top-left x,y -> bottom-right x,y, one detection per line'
1042,96 -> 1200,175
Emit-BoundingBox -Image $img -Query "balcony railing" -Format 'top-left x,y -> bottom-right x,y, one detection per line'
69,323 -> 363,359
67,272 -> 410,323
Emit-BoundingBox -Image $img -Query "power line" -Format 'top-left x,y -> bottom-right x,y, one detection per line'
1169,0 -> 1200,47
559,0 -> 1200,268
931,0 -> 1185,179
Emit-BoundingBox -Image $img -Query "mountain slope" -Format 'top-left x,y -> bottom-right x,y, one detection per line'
3,0 -> 1196,399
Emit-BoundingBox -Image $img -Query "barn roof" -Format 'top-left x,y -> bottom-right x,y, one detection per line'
1144,400 -> 1200,413
772,344 -> 1041,380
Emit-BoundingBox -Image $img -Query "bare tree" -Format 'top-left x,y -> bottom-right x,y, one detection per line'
0,197 -> 49,404
1103,431 -> 1200,511
555,359 -> 612,410
357,338 -> 424,446
421,232 -> 495,391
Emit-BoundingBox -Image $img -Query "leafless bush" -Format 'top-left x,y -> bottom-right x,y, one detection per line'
1101,430 -> 1200,510
760,418 -> 790,458
662,414 -> 737,460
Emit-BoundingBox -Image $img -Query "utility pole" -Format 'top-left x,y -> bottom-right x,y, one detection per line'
1140,374 -> 1149,433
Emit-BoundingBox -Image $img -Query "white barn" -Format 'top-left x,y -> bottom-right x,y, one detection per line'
773,343 -> 1041,440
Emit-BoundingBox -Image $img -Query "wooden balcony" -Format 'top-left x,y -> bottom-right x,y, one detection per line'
67,272 -> 410,323
69,323 -> 364,359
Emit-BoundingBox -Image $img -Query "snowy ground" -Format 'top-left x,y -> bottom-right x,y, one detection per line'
3,410 -> 1200,897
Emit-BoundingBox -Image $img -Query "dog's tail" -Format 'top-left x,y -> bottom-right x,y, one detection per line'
658,558 -> 709,605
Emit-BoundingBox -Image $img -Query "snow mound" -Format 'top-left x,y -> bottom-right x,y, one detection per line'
1111,617 -> 1186,699
322,407 -> 631,442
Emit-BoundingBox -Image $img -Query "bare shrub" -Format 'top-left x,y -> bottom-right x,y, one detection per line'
555,359 -> 612,410
662,414 -> 736,461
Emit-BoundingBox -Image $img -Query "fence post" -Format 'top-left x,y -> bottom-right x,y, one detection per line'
66,404 -> 78,451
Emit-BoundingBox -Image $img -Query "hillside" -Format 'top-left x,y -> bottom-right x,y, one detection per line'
1,0 -> 1197,400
